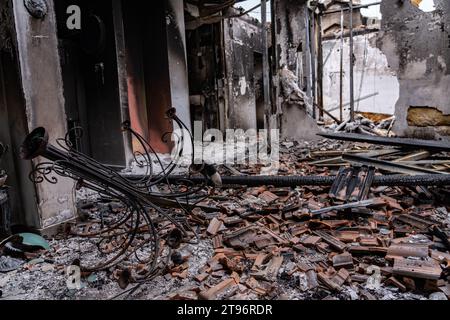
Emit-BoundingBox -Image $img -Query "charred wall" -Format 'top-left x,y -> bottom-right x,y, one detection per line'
274,0 -> 319,141
0,0 -> 75,229
0,0 -> 39,227
166,0 -> 192,135
223,11 -> 265,130
186,9 -> 267,131
378,0 -> 450,138
186,23 -> 224,130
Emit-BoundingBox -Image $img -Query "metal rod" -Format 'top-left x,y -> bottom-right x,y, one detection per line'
339,8 -> 344,122
310,10 -> 317,119
314,102 -> 342,124
317,13 -> 324,120
311,199 -> 380,216
261,0 -> 270,130
328,92 -> 379,113
305,9 -> 314,114
349,1 -> 355,122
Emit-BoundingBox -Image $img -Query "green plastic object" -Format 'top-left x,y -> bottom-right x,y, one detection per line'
18,233 -> 50,250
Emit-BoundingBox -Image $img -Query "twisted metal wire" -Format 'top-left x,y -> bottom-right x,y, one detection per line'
25,108 -> 210,280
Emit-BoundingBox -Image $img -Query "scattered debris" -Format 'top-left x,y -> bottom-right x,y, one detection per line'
2,132 -> 450,301
0,256 -> 24,273
319,132 -> 450,153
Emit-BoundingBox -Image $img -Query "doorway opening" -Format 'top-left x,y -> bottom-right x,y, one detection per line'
55,0 -> 127,167
122,1 -> 174,154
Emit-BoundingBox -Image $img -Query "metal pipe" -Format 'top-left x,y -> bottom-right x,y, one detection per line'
129,174 -> 450,188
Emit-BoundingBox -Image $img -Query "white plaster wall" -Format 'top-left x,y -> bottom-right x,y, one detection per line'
323,33 -> 400,118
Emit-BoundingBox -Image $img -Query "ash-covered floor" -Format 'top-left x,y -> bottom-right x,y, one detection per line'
1,131 -> 450,301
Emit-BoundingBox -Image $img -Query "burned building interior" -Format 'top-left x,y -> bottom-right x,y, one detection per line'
1,0 -> 450,301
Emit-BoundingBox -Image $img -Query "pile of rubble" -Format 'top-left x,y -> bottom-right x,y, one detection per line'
1,133 -> 450,300
148,133 -> 450,300
324,114 -> 396,137
178,185 -> 449,300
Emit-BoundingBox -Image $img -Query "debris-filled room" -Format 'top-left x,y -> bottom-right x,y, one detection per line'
1,0 -> 450,303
